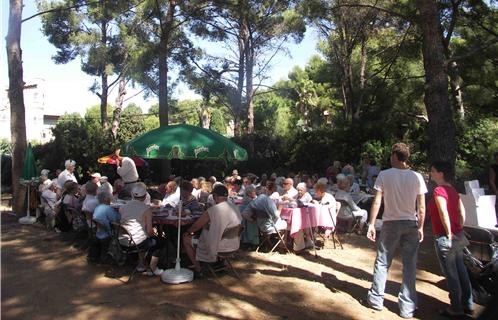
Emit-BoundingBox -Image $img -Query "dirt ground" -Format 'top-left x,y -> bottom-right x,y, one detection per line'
1,211 -> 485,320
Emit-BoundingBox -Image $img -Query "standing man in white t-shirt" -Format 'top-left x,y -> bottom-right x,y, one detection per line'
366,143 -> 427,319
115,149 -> 139,198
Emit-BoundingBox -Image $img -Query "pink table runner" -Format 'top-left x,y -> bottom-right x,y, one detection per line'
280,204 -> 337,237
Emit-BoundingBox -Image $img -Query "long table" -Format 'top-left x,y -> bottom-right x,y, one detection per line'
280,204 -> 337,238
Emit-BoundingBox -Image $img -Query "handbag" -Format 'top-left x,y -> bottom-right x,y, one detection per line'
107,237 -> 126,266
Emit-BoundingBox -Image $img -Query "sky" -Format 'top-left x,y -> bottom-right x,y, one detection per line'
1,1 -> 321,116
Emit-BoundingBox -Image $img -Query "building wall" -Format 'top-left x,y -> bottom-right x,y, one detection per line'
1,79 -> 58,144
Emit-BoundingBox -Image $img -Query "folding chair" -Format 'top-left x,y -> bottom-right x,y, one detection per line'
39,194 -> 56,228
83,210 -> 96,238
110,221 -> 151,283
206,225 -> 243,283
325,205 -> 343,250
336,199 -> 362,234
256,214 -> 291,254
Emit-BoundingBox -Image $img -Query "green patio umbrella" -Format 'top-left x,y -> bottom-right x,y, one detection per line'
21,143 -> 37,180
19,143 -> 38,224
121,124 -> 248,161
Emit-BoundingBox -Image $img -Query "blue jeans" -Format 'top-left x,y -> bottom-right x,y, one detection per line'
434,232 -> 473,313
367,220 -> 420,318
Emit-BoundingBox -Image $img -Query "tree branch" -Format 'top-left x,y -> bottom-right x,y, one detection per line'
447,38 -> 498,63
22,0 -> 100,23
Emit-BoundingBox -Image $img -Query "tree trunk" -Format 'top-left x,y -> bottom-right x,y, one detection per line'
354,38 -> 367,120
234,15 -> 248,138
101,72 -> 109,129
158,0 -> 176,127
111,77 -> 126,140
245,32 -> 255,156
448,61 -> 465,120
200,103 -> 211,129
417,0 -> 456,164
158,44 -> 169,126
245,37 -> 254,135
6,0 -> 27,216
100,16 -> 109,129
159,0 -> 176,180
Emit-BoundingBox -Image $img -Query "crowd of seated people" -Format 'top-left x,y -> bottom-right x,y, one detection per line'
36,155 -> 379,278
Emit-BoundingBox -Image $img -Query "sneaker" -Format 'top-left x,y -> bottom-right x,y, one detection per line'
136,266 -> 147,273
365,299 -> 383,311
147,268 -> 164,276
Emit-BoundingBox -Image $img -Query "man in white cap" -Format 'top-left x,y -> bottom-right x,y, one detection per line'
90,172 -> 102,187
114,149 -> 139,197
98,176 -> 113,195
119,182 -> 164,276
57,159 -> 78,190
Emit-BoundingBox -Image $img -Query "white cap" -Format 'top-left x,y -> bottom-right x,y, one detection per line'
336,173 -> 347,181
132,183 -> 147,198
41,169 -> 50,176
90,172 -> 101,178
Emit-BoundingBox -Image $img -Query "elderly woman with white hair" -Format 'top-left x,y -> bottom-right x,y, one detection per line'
292,182 -> 315,252
335,174 -> 368,232
57,159 -> 78,190
295,182 -> 313,204
40,179 -> 59,228
39,169 -> 52,192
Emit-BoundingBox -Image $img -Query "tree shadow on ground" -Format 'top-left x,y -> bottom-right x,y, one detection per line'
1,213 -> 358,320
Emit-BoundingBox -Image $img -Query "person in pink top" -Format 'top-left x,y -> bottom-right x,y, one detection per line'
429,161 -> 473,318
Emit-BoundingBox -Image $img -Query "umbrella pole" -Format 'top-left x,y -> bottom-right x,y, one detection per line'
175,200 -> 182,271
19,183 -> 36,224
160,200 -> 194,284
26,184 -> 29,217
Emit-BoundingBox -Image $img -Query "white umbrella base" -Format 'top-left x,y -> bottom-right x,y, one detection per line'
19,216 -> 37,224
161,268 -> 194,284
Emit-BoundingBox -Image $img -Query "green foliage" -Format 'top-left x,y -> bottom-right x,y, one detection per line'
361,141 -> 391,167
0,138 -> 12,155
170,100 -> 201,125
456,117 -> 498,176
209,109 -> 226,134
144,103 -> 160,131
254,89 -> 293,138
144,116 -> 160,131
115,104 -> 146,143
34,106 -> 148,181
